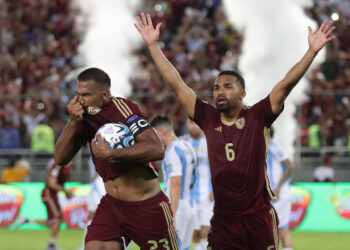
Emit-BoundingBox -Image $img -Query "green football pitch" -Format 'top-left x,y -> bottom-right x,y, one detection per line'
0,229 -> 349,250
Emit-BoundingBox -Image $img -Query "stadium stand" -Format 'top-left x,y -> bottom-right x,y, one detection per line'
0,0 -> 349,182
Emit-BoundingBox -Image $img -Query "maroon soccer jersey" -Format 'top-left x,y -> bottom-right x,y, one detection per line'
193,95 -> 281,217
78,97 -> 158,182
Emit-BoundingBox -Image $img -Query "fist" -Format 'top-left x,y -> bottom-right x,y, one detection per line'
67,96 -> 84,123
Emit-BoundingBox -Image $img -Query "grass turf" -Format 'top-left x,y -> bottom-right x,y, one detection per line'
0,229 -> 349,250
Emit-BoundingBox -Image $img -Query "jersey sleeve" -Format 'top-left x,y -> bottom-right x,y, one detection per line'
251,95 -> 283,127
114,98 -> 152,138
193,97 -> 218,130
165,147 -> 183,178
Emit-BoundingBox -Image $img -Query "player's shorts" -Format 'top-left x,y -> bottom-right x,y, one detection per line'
271,197 -> 292,229
41,188 -> 62,221
85,191 -> 179,250
195,197 -> 214,228
175,200 -> 197,249
207,204 -> 279,250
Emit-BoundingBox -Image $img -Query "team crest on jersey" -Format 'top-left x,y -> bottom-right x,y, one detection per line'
87,106 -> 101,115
235,117 -> 245,129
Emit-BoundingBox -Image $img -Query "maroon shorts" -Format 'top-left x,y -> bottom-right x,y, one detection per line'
41,188 -> 62,221
208,204 -> 279,250
85,191 -> 179,250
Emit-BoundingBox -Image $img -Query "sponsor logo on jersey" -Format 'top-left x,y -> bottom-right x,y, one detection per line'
214,126 -> 222,132
235,117 -> 245,129
87,106 -> 101,115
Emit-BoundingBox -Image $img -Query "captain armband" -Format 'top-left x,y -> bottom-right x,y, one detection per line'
127,115 -> 151,137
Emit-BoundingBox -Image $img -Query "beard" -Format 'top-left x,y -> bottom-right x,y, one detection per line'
216,103 -> 231,113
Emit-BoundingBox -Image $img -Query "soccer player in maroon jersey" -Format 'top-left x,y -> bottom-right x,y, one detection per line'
135,12 -> 336,249
14,160 -> 73,250
55,68 -> 179,250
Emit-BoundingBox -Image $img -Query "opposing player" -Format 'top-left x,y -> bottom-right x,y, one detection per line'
151,115 -> 197,250
181,119 -> 213,250
267,127 -> 296,250
55,68 -> 179,249
15,159 -> 73,250
135,12 -> 335,249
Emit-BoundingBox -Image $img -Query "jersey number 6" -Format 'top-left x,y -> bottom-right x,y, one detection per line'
225,143 -> 235,162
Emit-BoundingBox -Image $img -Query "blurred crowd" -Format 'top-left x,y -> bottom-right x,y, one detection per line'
0,0 -> 81,150
298,0 -> 350,150
0,0 -> 349,154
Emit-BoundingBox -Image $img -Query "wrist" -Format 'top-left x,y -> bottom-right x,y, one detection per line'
147,43 -> 158,50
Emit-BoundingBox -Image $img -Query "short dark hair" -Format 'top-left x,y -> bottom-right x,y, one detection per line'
150,115 -> 172,129
77,67 -> 111,88
218,70 -> 245,90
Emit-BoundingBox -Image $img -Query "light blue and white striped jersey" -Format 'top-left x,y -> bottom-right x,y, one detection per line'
181,134 -> 212,204
162,138 -> 196,203
266,139 -> 291,198
89,157 -> 106,198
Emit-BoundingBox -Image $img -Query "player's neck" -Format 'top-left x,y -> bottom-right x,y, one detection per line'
164,134 -> 177,147
220,106 -> 242,124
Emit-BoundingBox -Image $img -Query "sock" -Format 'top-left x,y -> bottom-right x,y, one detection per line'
201,239 -> 208,249
283,248 -> 293,250
49,237 -> 56,244
193,242 -> 202,250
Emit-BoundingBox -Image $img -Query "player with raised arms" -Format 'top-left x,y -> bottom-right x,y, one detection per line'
135,12 -> 335,249
55,67 -> 179,249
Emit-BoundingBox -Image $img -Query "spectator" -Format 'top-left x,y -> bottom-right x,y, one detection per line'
31,118 -> 55,153
1,157 -> 32,183
0,117 -> 21,149
313,153 -> 335,182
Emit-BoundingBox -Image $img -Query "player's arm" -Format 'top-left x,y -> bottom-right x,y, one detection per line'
269,20 -> 336,114
47,172 -> 72,198
274,158 -> 296,197
55,96 -> 85,166
91,127 -> 164,162
134,12 -> 197,118
169,176 -> 181,218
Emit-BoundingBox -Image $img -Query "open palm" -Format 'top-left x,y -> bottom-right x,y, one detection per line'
134,12 -> 162,47
308,20 -> 336,53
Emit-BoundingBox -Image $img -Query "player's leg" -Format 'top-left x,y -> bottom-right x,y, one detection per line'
279,228 -> 293,250
207,214 -> 248,250
246,205 -> 279,250
121,192 -> 179,249
273,197 -> 292,249
198,200 -> 213,249
85,240 -> 124,250
85,195 -> 130,250
192,229 -> 201,250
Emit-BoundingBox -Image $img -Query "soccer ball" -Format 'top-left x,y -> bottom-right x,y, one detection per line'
95,123 -> 135,149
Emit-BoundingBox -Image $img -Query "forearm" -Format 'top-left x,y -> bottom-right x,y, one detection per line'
55,120 -> 81,165
276,160 -> 296,189
148,44 -> 184,91
281,48 -> 317,95
110,140 -> 164,162
270,48 -> 317,112
170,183 -> 181,215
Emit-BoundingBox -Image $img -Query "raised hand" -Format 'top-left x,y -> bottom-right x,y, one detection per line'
308,20 -> 336,53
67,96 -> 84,123
134,12 -> 162,47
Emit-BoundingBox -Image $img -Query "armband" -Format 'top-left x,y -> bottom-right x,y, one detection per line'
127,115 -> 151,137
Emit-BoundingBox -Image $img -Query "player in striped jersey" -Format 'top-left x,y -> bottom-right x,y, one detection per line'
181,119 -> 213,250
267,127 -> 296,250
151,116 -> 197,250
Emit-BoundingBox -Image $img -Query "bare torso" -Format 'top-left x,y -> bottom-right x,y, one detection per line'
104,166 -> 160,201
